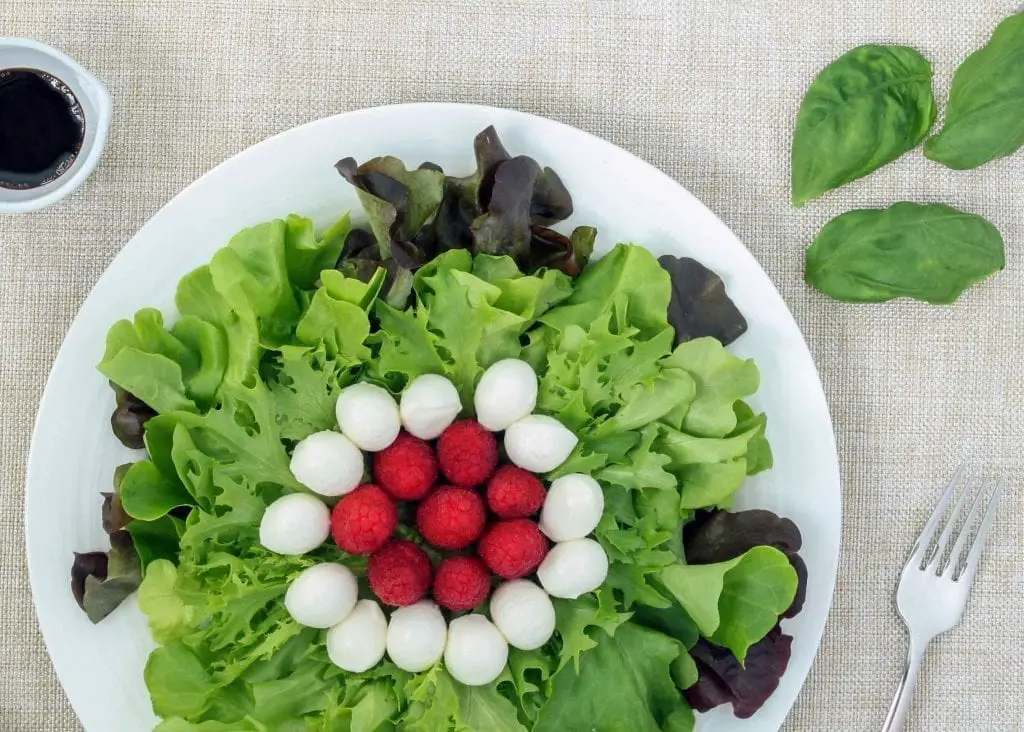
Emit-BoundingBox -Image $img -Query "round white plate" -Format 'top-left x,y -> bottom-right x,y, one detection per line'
26,103 -> 841,731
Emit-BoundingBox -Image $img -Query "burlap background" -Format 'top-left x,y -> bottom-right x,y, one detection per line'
2,1 -> 1021,730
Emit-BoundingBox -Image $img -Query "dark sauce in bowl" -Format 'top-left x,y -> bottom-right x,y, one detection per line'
0,68 -> 86,190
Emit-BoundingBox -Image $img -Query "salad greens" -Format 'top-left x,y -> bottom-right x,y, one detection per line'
77,128 -> 803,730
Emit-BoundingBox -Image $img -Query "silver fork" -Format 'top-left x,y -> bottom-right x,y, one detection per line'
881,465 -> 1001,732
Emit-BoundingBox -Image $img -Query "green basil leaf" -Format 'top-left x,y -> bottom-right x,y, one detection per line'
924,13 -> 1024,169
805,202 -> 1005,304
791,44 -> 936,206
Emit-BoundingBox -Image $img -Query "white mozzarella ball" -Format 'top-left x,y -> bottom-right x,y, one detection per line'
335,383 -> 401,451
289,430 -> 364,497
539,473 -> 604,542
386,600 -> 447,673
284,563 -> 359,629
399,374 -> 462,440
259,493 -> 330,555
537,538 -> 609,599
489,580 -> 556,650
326,599 -> 387,673
504,415 -> 578,473
444,614 -> 509,686
474,359 -> 538,432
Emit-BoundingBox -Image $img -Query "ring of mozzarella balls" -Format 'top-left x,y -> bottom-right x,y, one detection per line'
255,358 -> 609,685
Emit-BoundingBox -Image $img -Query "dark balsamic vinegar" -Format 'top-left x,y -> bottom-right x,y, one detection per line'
0,68 -> 85,190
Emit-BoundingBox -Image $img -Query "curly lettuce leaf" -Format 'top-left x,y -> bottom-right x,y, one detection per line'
418,266 -> 524,401
209,220 -> 302,346
266,345 -> 357,441
176,265 -> 261,386
171,378 -> 302,496
502,648 -> 555,723
93,219 -> 784,729
540,244 -> 671,340
99,309 -> 221,414
662,338 -> 759,438
373,254 -> 568,403
370,301 -> 447,390
658,546 -> 797,662
138,559 -> 193,644
554,591 -> 632,672
396,664 -> 524,732
282,212 -> 350,290
295,269 -> 373,361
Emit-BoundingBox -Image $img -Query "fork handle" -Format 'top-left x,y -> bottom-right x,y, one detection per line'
882,638 -> 927,732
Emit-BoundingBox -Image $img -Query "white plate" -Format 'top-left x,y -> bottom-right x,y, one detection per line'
26,103 -> 841,731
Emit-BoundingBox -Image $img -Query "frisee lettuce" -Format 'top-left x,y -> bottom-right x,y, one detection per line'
94,210 -> 796,730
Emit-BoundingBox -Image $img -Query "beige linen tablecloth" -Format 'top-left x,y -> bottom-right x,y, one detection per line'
2,1 -> 1022,730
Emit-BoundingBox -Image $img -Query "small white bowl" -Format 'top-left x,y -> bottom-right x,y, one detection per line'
0,38 -> 112,213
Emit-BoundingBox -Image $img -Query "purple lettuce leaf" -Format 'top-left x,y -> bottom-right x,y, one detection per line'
684,626 -> 793,718
658,255 -> 748,346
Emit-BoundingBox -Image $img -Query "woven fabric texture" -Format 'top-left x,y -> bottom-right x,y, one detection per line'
1,1 -> 1021,730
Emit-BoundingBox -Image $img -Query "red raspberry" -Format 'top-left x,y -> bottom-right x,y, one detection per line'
373,432 -> 438,500
437,420 -> 498,487
432,556 -> 491,611
486,465 -> 546,519
331,484 -> 397,554
478,519 -> 548,579
368,540 -> 433,606
416,485 -> 487,550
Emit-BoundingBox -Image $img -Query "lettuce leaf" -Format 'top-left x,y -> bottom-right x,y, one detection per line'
266,345 -> 357,442
98,309 -> 215,414
294,269 -> 373,361
658,546 -> 797,662
540,244 -> 671,340
534,623 -> 694,732
91,210 -> 791,729
662,338 -> 759,438
282,212 -> 349,290
371,254 -> 566,403
175,266 -> 261,386
553,591 -> 631,672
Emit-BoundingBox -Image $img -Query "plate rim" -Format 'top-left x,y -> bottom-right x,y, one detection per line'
25,101 -> 842,731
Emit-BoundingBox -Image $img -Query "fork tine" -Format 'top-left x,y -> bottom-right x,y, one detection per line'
925,477 -> 973,570
940,483 -> 988,576
908,464 -> 968,566
957,482 -> 1001,584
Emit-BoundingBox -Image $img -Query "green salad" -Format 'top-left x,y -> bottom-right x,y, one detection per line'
73,127 -> 806,731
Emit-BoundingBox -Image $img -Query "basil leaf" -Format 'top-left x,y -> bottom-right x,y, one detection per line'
805,202 -> 1004,304
791,45 -> 936,206
925,13 -> 1024,169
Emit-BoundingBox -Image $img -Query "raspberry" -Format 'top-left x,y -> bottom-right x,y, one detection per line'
331,484 -> 397,554
368,539 -> 432,606
486,465 -> 546,519
437,420 -> 498,487
373,431 -> 438,500
416,485 -> 487,550
432,556 -> 491,611
478,519 -> 548,579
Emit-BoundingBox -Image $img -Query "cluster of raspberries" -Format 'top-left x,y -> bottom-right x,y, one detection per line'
330,420 -> 550,611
